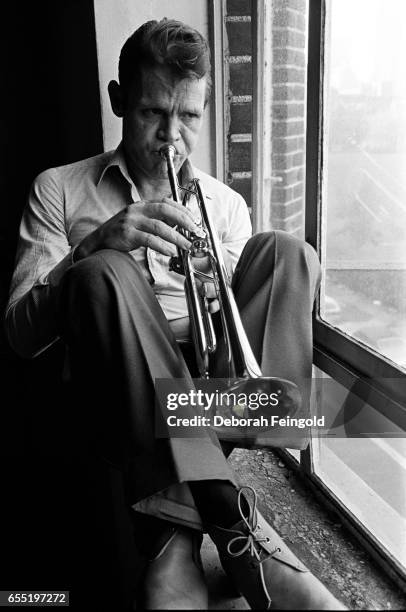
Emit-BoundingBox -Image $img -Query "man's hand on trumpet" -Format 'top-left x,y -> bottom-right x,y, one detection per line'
72,198 -> 203,262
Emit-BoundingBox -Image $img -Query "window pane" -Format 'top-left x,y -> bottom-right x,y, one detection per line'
311,368 -> 406,571
287,448 -> 300,462
320,0 -> 406,370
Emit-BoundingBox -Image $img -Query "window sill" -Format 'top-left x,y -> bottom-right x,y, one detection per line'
201,447 -> 406,610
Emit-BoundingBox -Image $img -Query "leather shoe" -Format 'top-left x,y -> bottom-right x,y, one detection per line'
139,525 -> 208,610
207,486 -> 346,610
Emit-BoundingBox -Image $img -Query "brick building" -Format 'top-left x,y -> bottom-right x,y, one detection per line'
224,0 -> 307,237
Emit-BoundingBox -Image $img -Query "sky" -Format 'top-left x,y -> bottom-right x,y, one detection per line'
330,0 -> 406,96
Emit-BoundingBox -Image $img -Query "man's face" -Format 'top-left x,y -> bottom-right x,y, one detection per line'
121,65 -> 207,181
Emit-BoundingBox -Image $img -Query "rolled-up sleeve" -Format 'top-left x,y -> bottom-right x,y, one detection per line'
5,169 -> 73,358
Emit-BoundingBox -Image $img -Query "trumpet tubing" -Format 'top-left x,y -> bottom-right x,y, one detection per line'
159,144 -> 301,436
160,143 -> 262,381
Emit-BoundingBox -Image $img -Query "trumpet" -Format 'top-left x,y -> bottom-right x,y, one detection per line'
160,144 -> 300,432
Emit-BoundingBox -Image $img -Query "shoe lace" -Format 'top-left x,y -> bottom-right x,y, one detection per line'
226,486 -> 281,610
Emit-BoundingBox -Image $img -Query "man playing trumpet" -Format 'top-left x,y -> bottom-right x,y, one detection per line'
6,18 -> 345,610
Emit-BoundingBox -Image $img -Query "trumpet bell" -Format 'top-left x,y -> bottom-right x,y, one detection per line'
207,376 -> 301,436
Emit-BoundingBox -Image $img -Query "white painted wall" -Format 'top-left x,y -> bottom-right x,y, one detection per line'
93,0 -> 213,174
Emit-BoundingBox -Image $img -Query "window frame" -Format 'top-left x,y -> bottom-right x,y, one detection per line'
305,0 -> 406,410
217,0 -> 406,587
209,0 -> 227,183
251,0 -> 272,234
300,0 -> 406,588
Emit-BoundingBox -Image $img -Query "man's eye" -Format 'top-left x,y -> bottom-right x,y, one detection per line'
142,109 -> 162,118
182,112 -> 199,121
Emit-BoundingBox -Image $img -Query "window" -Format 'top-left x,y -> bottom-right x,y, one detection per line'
312,368 -> 406,573
304,0 -> 406,585
219,0 -> 406,586
320,0 -> 406,372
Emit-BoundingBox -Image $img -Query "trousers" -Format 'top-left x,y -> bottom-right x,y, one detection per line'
58,231 -> 321,531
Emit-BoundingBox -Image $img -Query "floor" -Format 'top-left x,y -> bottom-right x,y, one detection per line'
201,448 -> 406,610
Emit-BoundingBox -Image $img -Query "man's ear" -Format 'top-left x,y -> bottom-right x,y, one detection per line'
108,80 -> 125,117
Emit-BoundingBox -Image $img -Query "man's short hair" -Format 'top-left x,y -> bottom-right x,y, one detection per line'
119,19 -> 212,103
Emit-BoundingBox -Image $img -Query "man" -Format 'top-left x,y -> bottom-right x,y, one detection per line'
5,19 -> 345,610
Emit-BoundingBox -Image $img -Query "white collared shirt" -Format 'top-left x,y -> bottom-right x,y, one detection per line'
6,144 -> 252,357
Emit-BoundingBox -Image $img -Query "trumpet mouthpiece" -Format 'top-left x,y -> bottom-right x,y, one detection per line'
160,144 -> 176,160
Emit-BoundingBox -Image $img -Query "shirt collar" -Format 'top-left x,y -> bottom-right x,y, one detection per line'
97,142 -> 211,199
97,142 -> 134,188
179,159 -> 212,200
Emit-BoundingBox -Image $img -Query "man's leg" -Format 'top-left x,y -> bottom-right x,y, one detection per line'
232,229 -> 321,414
57,249 -> 237,609
58,244 -> 343,609
198,232 -> 344,609
189,230 -> 320,521
58,248 -> 236,513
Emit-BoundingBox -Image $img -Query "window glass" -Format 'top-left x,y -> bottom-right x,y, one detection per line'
311,368 -> 406,571
320,0 -> 406,370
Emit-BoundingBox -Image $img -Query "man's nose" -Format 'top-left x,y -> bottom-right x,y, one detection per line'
158,116 -> 181,143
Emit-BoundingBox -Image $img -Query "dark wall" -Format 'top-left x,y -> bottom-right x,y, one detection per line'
0,0 -> 104,439
0,4 -> 139,609
0,0 -> 103,321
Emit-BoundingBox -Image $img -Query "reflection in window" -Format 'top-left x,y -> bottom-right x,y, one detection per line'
320,0 -> 406,370
311,368 -> 406,570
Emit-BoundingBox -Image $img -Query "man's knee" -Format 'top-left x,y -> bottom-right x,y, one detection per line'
237,231 -> 321,298
61,249 -> 138,299
244,231 -> 276,254
270,231 -> 321,297
247,230 -> 320,273
276,231 -> 319,270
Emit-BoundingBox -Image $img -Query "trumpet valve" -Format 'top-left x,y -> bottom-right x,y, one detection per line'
191,234 -> 209,258
169,255 -> 184,275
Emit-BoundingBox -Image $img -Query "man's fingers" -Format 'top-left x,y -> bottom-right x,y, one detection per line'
202,281 -> 216,299
161,197 -> 195,220
208,298 -> 220,314
194,279 -> 216,296
136,231 -> 178,257
138,219 -> 192,251
148,200 -> 203,236
187,278 -> 219,311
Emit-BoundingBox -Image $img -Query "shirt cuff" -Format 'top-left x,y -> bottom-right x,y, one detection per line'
70,244 -> 79,265
42,248 -> 78,288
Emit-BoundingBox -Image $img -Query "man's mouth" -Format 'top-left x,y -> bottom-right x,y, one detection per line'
153,148 -> 182,157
